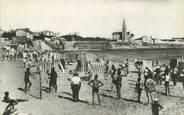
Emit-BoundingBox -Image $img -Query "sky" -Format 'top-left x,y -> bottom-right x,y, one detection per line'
0,0 -> 184,38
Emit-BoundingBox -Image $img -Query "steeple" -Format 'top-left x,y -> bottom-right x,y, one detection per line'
122,18 -> 128,42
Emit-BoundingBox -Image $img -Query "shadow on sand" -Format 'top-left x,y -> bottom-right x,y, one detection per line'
28,94 -> 40,99
58,95 -> 73,101
16,99 -> 29,103
17,87 -> 40,99
58,91 -> 89,104
42,86 -> 50,93
156,91 -> 184,98
100,93 -> 116,99
61,91 -> 73,96
58,95 -> 89,104
17,87 -> 25,92
101,89 -> 111,92
101,94 -> 144,105
122,98 -> 145,105
2,99 -> 28,103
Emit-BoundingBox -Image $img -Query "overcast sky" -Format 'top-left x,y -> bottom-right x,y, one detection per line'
0,0 -> 184,38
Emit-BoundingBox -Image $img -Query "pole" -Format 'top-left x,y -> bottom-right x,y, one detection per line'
37,64 -> 42,99
38,40 -> 42,99
39,71 -> 42,99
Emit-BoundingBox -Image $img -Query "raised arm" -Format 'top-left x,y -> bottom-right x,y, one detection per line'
88,80 -> 93,87
99,81 -> 104,87
159,104 -> 163,111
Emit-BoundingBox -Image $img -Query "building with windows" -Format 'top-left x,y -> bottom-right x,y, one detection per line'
41,30 -> 61,37
42,30 -> 54,37
172,37 -> 184,42
14,28 -> 33,44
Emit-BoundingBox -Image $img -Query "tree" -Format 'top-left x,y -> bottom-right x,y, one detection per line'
2,31 -> 15,40
40,33 -> 45,41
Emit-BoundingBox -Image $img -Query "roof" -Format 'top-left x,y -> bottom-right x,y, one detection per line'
112,32 -> 121,35
54,36 -> 66,40
16,29 -> 26,32
161,39 -> 175,41
135,36 -> 146,40
172,38 -> 184,40
16,28 -> 33,34
41,30 -> 54,33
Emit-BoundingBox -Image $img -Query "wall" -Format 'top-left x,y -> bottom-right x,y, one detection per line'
73,41 -> 112,50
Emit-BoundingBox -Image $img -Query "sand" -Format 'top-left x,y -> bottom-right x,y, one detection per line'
1,59 -> 184,115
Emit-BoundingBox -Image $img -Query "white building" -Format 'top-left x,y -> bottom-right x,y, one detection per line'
135,36 -> 155,45
172,38 -> 184,42
42,30 -> 54,37
16,30 -> 26,37
15,29 -> 33,44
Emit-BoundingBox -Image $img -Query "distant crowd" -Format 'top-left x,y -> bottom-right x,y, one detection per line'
1,44 -> 184,115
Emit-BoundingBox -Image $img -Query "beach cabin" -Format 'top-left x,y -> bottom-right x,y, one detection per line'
15,29 -> 26,42
135,36 -> 154,45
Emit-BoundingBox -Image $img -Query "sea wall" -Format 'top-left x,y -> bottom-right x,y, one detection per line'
73,41 -> 112,50
46,40 -> 184,52
143,43 -> 184,48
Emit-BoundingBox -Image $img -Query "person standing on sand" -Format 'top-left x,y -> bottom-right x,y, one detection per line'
88,74 -> 104,105
135,78 -> 143,102
111,64 -> 116,72
134,60 -> 143,78
24,67 -> 32,94
153,66 -> 161,85
48,67 -> 58,93
171,67 -> 178,86
25,59 -> 32,69
2,50 -> 5,61
70,73 -> 81,102
119,65 -> 126,77
115,69 -> 123,99
164,72 -> 170,96
13,51 -> 17,61
164,65 -> 170,76
180,70 -> 184,89
110,69 -> 118,92
104,61 -> 110,80
124,59 -> 130,77
151,98 -> 163,115
145,77 -> 156,105
144,67 -> 153,86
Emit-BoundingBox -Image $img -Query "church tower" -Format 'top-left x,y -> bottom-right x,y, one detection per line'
122,19 -> 128,42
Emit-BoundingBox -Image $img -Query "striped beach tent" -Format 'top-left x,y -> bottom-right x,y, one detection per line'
90,61 -> 105,79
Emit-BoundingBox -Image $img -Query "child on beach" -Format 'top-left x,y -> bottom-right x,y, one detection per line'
3,99 -> 18,115
135,78 -> 143,102
3,91 -> 10,103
